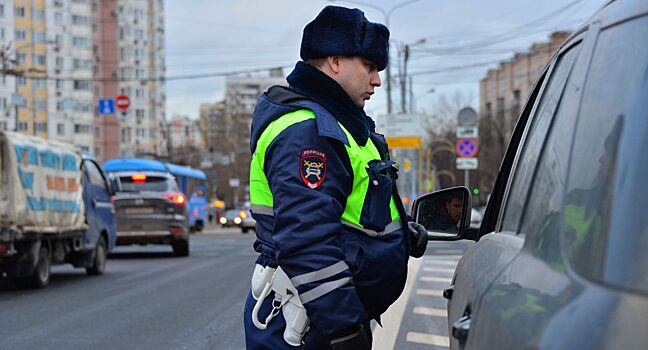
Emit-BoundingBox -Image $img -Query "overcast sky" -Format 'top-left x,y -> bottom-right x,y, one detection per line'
165,0 -> 606,121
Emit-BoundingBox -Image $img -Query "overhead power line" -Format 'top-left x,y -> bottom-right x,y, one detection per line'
1,63 -> 295,82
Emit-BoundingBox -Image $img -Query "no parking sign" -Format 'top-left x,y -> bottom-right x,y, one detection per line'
456,138 -> 479,157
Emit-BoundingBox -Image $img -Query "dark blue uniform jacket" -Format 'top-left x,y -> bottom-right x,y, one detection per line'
249,86 -> 410,337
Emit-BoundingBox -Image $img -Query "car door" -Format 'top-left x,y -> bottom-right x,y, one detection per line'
447,29 -> 593,349
461,26 -> 598,349
81,160 -> 114,249
446,59 -> 552,349
501,12 -> 648,349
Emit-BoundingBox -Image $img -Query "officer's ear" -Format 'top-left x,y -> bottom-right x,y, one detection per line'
327,55 -> 344,75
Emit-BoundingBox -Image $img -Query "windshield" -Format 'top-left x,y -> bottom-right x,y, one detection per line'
225,210 -> 239,219
118,176 -> 170,192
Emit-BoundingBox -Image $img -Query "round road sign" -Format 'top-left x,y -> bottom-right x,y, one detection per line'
456,138 -> 479,157
116,95 -> 130,110
457,107 -> 478,126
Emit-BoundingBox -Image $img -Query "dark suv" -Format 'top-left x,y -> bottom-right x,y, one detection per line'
413,0 -> 648,348
109,171 -> 189,256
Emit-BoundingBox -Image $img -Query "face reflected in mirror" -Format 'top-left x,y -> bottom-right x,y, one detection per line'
416,191 -> 465,236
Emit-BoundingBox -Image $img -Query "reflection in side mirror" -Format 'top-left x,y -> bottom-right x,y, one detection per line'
411,187 -> 472,241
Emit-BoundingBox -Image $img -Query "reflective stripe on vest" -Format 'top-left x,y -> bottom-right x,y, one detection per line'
249,109 -> 400,230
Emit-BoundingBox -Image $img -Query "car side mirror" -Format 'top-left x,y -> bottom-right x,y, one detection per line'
411,186 -> 472,241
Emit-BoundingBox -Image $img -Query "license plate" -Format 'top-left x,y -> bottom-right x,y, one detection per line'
125,207 -> 154,214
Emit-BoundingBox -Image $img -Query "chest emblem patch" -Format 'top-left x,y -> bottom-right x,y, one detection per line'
300,148 -> 326,189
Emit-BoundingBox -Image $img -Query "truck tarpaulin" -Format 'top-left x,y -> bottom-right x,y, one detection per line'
0,131 -> 86,233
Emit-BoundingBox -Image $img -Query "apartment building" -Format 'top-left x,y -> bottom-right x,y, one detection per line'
93,0 -> 166,161
219,70 -> 285,206
199,101 -> 225,153
224,71 -> 285,155
47,0 -> 95,152
479,31 -> 571,141
0,0 -> 16,131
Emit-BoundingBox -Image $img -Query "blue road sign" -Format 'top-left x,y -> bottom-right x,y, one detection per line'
456,138 -> 479,157
98,98 -> 115,115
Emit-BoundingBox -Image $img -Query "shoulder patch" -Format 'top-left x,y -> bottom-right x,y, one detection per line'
300,148 -> 326,189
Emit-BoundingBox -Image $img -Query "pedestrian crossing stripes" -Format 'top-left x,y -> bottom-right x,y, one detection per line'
427,255 -> 462,260
425,259 -> 458,266
422,267 -> 455,274
406,332 -> 450,347
421,276 -> 453,283
413,307 -> 447,317
432,249 -> 465,255
415,289 -> 444,297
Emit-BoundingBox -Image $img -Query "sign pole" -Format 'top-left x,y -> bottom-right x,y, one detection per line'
464,169 -> 469,188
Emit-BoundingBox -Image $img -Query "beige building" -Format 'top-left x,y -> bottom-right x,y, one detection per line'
199,101 -> 226,155
479,31 -> 571,141
209,70 -> 285,206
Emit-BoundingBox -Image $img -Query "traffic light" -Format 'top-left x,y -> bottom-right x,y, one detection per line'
472,187 -> 480,195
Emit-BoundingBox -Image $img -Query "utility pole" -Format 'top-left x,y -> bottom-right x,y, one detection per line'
1,45 -> 25,132
326,0 -> 422,114
401,44 -> 409,113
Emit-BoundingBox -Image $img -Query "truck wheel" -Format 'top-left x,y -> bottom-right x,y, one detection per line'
16,246 -> 50,289
86,237 -> 107,276
172,240 -> 189,257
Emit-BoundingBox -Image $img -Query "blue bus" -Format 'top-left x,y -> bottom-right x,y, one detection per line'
103,158 -> 208,231
165,163 -> 208,231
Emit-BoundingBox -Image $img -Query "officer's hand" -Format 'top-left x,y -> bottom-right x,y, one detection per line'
330,324 -> 370,350
408,221 -> 428,258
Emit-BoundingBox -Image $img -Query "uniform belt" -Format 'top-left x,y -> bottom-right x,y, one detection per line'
251,204 -> 402,237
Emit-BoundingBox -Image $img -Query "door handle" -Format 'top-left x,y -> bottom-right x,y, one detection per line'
452,314 -> 471,343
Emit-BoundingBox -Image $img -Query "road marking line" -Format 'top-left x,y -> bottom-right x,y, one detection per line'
428,254 -> 463,260
421,276 -> 452,283
371,257 -> 421,350
413,306 -> 447,317
434,249 -> 464,255
425,260 -> 458,266
406,332 -> 450,347
416,289 -> 444,297
423,267 -> 455,273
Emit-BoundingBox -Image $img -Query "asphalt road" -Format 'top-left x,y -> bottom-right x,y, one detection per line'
0,226 -> 472,349
0,226 -> 256,350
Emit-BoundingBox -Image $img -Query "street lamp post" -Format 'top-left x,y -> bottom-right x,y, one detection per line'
328,0 -> 422,114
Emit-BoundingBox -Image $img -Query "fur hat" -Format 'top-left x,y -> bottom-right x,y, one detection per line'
300,6 -> 390,71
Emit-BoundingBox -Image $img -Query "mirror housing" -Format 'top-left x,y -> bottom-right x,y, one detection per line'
411,186 -> 473,241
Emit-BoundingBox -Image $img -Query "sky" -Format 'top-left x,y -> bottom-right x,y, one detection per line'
164,0 -> 606,121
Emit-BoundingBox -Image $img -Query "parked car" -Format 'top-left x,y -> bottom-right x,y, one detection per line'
106,168 -> 189,257
413,1 -> 648,348
0,132 -> 116,288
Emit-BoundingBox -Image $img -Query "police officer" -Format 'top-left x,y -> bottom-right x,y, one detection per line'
244,6 -> 428,349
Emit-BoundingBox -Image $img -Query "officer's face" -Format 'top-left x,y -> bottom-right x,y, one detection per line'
336,56 -> 382,108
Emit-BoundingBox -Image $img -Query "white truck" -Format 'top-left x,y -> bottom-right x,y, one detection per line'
0,131 -> 116,288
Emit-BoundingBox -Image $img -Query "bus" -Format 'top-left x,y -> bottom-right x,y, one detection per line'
103,158 -> 208,232
165,163 -> 208,231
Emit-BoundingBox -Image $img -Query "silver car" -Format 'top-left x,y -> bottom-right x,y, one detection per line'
414,2 -> 648,348
109,171 -> 189,256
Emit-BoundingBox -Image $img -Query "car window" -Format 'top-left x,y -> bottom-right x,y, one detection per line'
118,175 -> 170,192
84,161 -> 108,190
517,41 -> 585,267
499,44 -> 582,233
563,16 -> 648,293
